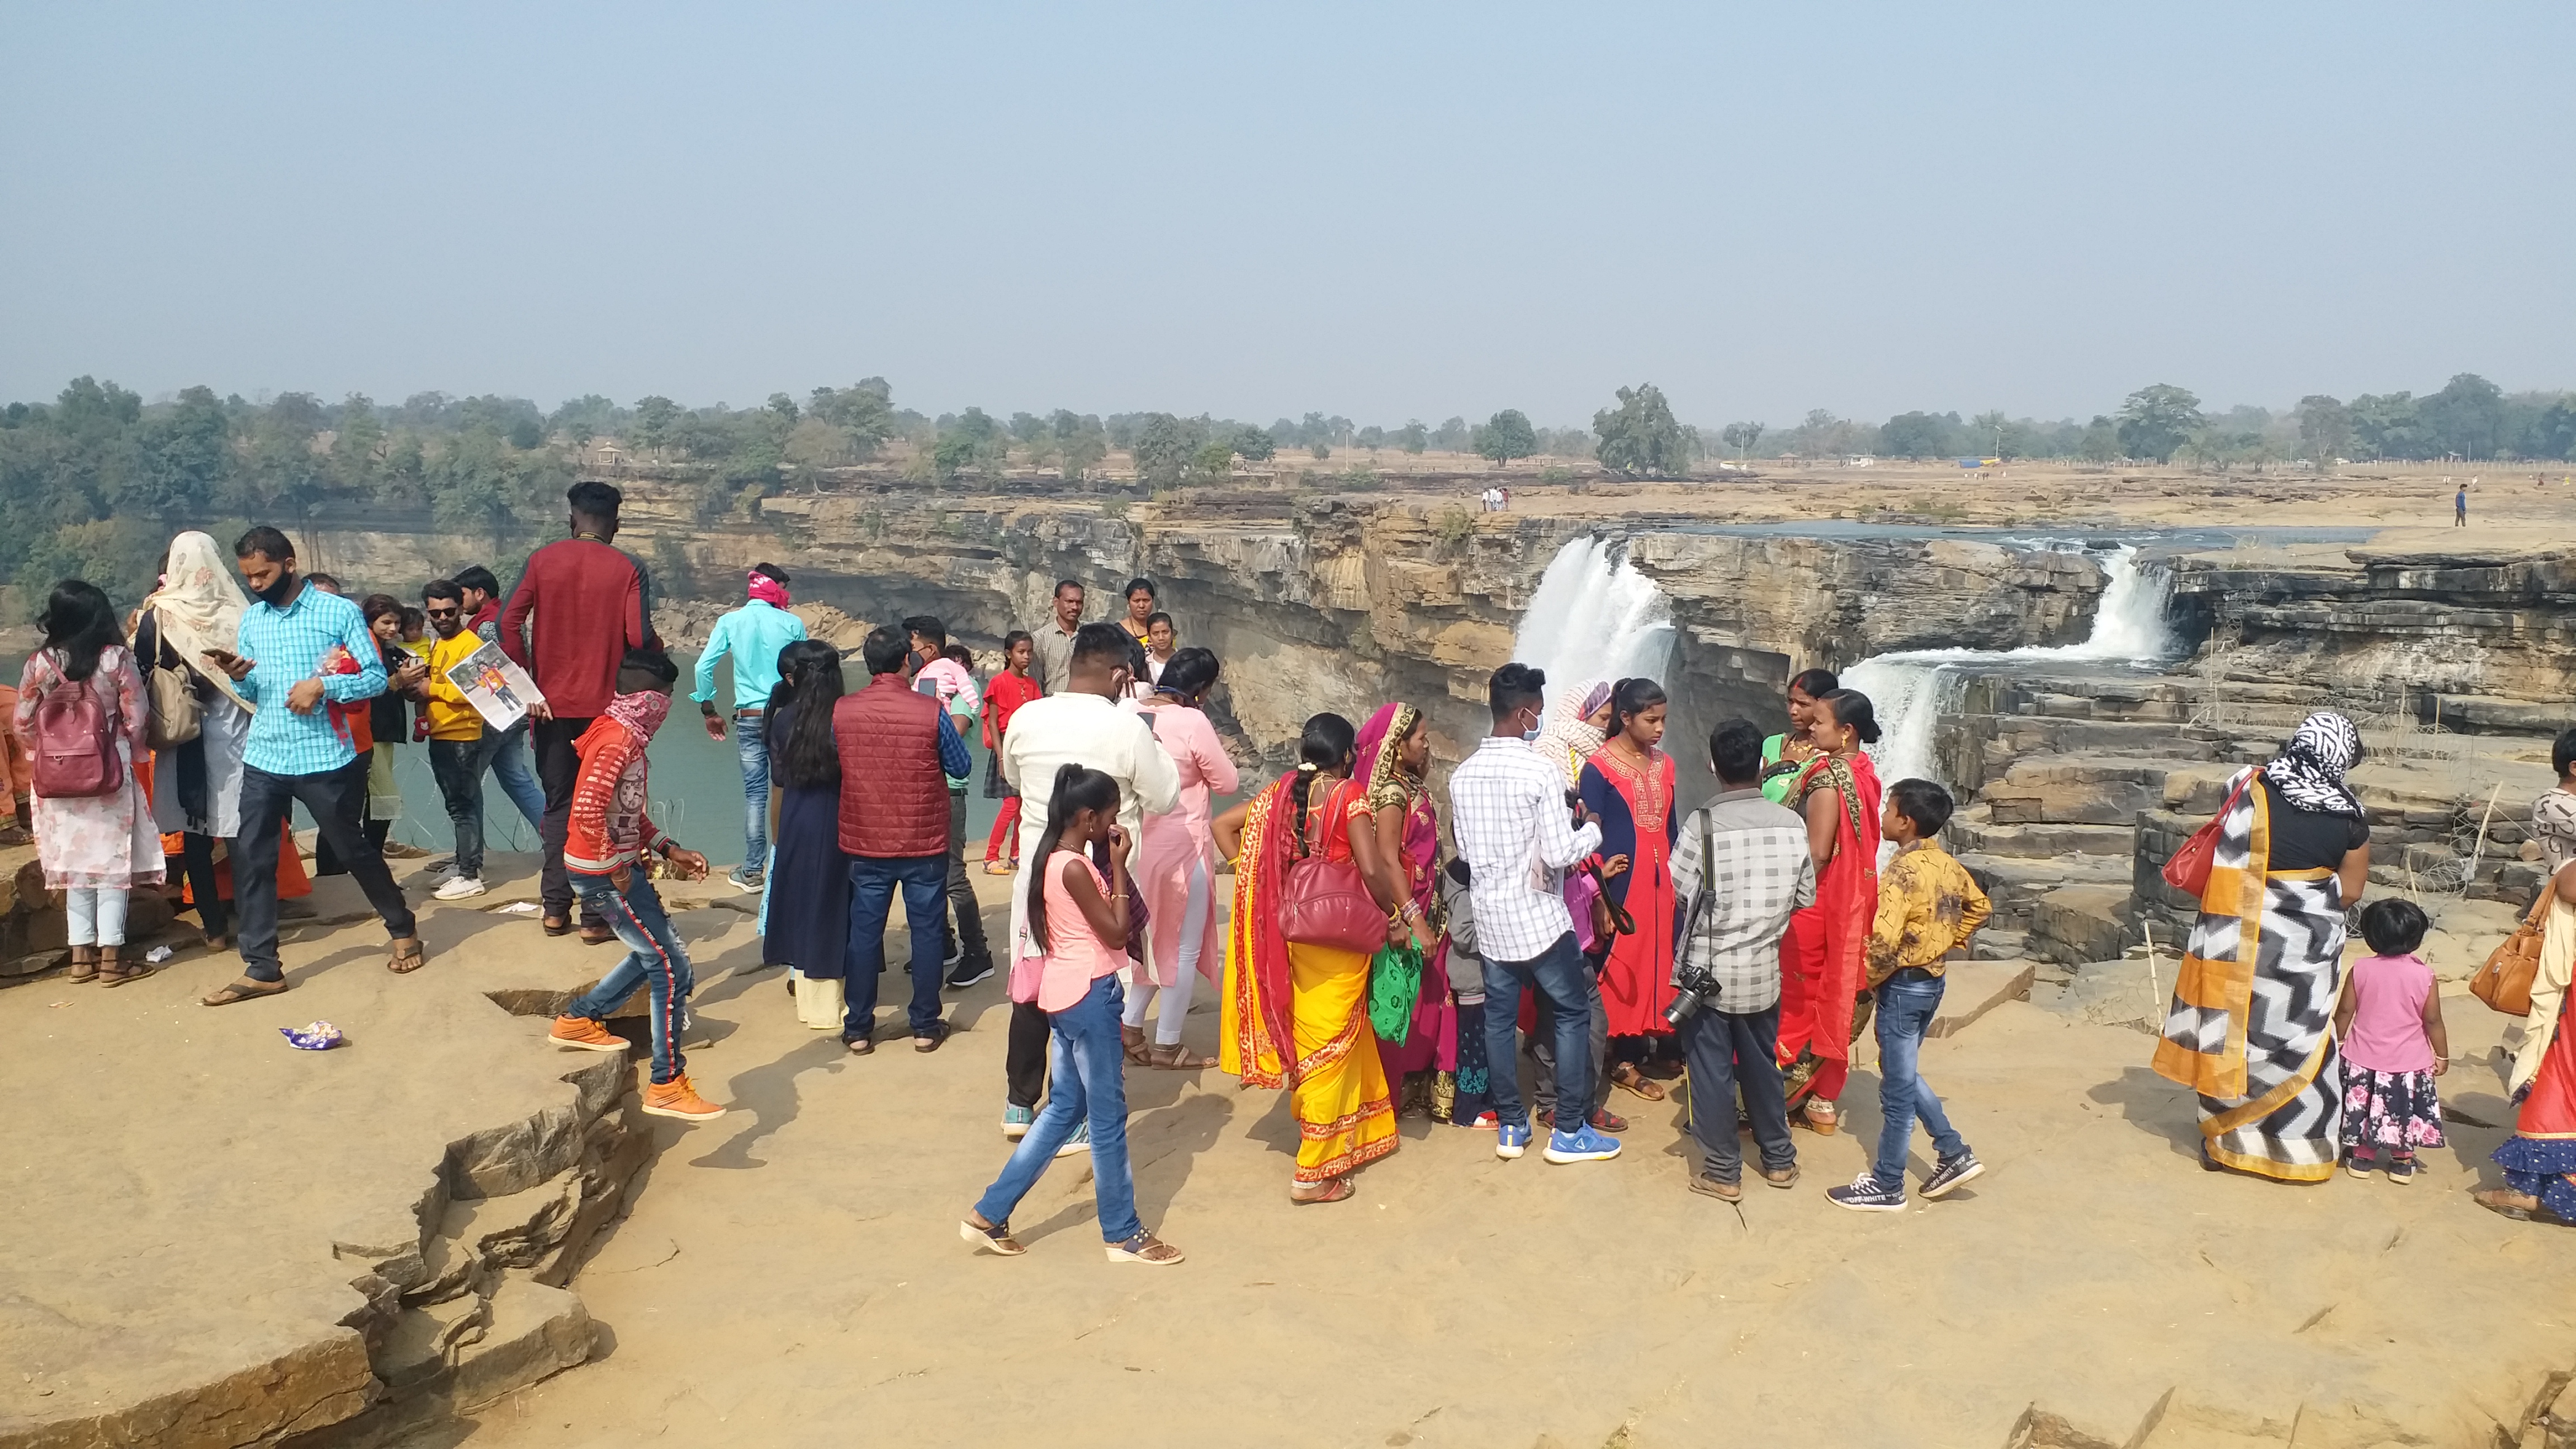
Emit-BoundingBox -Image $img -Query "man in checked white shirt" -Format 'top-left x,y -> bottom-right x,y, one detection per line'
1447,662 -> 1620,1166
1666,718 -> 1816,1202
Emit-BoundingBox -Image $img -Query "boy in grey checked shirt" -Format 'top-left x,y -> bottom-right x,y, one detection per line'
1667,718 -> 1816,1201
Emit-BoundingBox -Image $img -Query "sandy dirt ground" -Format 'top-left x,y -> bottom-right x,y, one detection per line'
433,874 -> 2575,1449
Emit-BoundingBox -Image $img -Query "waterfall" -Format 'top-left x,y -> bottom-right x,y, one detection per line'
1842,546 -> 2178,787
1512,536 -> 1679,712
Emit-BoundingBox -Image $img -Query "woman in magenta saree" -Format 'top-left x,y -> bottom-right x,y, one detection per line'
1356,702 -> 1464,1119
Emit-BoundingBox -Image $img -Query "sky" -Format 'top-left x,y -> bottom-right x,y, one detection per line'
4,3 -> 2571,428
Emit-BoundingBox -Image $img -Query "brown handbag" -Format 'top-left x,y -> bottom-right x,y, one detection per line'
2471,889 -> 2551,1017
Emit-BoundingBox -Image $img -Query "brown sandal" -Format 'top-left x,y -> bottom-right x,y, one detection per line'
386,937 -> 427,974
1613,1063 -> 1668,1102
1121,1024 -> 1152,1066
1147,1041 -> 1216,1071
65,945 -> 97,984
1290,1177 -> 1356,1205
201,975 -> 291,1007
96,945 -> 149,988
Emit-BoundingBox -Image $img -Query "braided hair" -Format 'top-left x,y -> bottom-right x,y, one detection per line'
1292,712 -> 1357,852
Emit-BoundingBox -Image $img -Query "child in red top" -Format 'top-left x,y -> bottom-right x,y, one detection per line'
981,631 -> 1043,873
546,648 -> 721,1123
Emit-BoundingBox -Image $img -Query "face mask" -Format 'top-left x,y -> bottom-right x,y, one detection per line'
255,568 -> 299,607
1520,710 -> 1542,744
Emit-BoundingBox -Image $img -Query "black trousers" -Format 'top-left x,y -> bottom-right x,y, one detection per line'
1681,1002 -> 1796,1183
236,756 -> 416,983
944,790 -> 989,964
1006,1000 -> 1050,1109
534,716 -> 603,927
177,830 -> 228,939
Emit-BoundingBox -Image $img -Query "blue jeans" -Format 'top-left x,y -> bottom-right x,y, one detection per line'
565,872 -> 695,1085
1483,931 -> 1597,1133
843,855 -> 948,1040
735,712 -> 770,872
972,973 -> 1142,1243
1873,972 -> 1967,1187
477,718 -> 547,835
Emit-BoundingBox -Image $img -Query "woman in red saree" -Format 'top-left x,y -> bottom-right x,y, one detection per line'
2478,855 -> 2576,1222
1356,702 -> 1453,1117
1777,688 -> 1885,1134
1579,678 -> 1680,1099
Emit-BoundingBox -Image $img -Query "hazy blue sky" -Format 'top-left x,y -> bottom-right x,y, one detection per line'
6,3 -> 2569,427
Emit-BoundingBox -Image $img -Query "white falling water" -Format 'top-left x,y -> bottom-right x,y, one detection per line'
1511,536 -> 1679,712
1841,545 -> 2179,787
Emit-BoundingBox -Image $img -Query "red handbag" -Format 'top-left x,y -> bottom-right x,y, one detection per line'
1277,779 -> 1393,954
2161,773 -> 2252,897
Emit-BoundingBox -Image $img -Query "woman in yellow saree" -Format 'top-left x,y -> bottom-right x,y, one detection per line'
1215,712 -> 1429,1204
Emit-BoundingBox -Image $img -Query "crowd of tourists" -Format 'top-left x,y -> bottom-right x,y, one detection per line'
20,479 -> 2576,1267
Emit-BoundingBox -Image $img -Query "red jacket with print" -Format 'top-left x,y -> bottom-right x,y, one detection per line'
565,716 -> 669,875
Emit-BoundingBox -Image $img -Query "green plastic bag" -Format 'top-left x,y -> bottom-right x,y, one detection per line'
1366,940 -> 1423,1043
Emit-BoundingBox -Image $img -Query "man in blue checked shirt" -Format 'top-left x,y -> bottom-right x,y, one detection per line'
197,526 -> 424,1006
692,563 -> 807,893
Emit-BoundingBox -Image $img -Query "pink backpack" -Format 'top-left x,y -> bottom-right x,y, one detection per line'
31,657 -> 122,799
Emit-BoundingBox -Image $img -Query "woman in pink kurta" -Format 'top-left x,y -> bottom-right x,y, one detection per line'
16,581 -> 162,986
1124,648 -> 1239,1069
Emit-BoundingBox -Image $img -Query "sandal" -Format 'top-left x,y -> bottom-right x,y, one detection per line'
1121,1024 -> 1152,1066
1612,1063 -> 1667,1102
959,1215 -> 1026,1256
2474,1188 -> 2540,1221
1289,1177 -> 1355,1206
983,861 -> 1016,877
66,945 -> 97,984
845,1036 -> 875,1055
201,976 -> 291,1007
541,916 -> 574,937
96,946 -> 150,988
579,926 -> 616,946
386,937 -> 427,974
1801,1100 -> 1839,1136
1147,1041 -> 1216,1071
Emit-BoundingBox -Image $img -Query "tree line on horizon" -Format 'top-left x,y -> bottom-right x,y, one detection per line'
4,371 -> 2569,614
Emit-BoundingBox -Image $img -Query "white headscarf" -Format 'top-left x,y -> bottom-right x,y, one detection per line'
138,531 -> 255,713
1533,676 -> 1612,792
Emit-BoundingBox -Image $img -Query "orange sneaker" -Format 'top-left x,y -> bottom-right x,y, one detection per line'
548,1015 -> 627,1052
642,1074 -> 726,1121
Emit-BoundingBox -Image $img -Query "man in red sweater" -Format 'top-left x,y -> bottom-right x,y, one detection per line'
836,625 -> 975,1054
499,480 -> 657,941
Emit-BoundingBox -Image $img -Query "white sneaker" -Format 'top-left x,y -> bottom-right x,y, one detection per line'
434,875 -> 490,901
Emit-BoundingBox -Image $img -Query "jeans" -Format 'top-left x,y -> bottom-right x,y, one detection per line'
65,887 -> 129,947
427,737 -> 486,879
972,973 -> 1143,1243
1682,1003 -> 1796,1182
843,855 -> 948,1040
1483,932 -> 1597,1134
534,717 -> 603,929
1530,959 -> 1611,1124
177,830 -> 228,939
735,711 -> 769,873
565,872 -> 694,1085
314,818 -> 391,877
478,717 -> 546,835
1873,972 -> 1967,1187
236,756 -> 418,983
943,789 -> 988,964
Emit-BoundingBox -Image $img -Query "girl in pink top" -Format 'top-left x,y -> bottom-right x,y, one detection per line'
1125,648 -> 1240,1070
2334,898 -> 2451,1183
965,764 -> 1183,1266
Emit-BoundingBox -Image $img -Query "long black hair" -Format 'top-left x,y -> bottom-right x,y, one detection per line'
1818,688 -> 1883,746
1609,676 -> 1668,738
39,580 -> 123,683
1026,763 -> 1121,954
1157,646 -> 1220,703
1292,712 -> 1357,849
767,638 -> 846,790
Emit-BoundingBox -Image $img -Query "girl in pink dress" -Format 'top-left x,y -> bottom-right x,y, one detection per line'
1124,648 -> 1239,1069
16,581 -> 162,986
2335,897 -> 2449,1183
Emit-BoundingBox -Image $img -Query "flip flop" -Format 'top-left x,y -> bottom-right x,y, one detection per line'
201,976 -> 291,1007
386,938 -> 427,974
541,917 -> 573,937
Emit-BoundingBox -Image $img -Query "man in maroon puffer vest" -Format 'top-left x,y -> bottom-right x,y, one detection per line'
836,624 -> 975,1053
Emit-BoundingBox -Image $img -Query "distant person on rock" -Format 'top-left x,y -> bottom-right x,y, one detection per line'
2153,711 -> 2370,1182
499,480 -> 657,944
1033,579 -> 1083,695
692,564 -> 808,893
1759,668 -> 1838,806
1668,718 -> 1814,1201
998,622 -> 1178,1144
198,527 -> 423,1004
835,625 -> 974,1054
1775,688 -> 1885,1135
1829,777 -> 1989,1211
546,647 -> 723,1123
2456,484 -> 2469,526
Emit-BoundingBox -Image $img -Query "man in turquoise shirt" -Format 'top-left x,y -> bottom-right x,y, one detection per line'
692,564 -> 808,891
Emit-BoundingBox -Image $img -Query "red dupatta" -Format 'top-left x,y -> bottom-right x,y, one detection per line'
1795,749 -> 1883,1063
1227,773 -> 1304,1088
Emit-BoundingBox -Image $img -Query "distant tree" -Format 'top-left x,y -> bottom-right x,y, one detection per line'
2348,392 -> 2425,460
332,394 -> 385,489
1356,425 -> 1388,450
1008,411 -> 1045,445
1593,384 -> 1689,477
1717,421 -> 1765,460
807,378 -> 896,458
1397,420 -> 1429,454
2294,395 -> 2351,465
1472,409 -> 1537,466
632,396 -> 681,457
1969,410 -> 2012,460
1192,440 -> 1237,480
1309,441 -> 1331,461
765,392 -> 801,429
1060,429 -> 1108,482
2533,399 -> 2576,461
2114,384 -> 2203,464
2077,415 -> 2120,462
506,416 -> 543,449
931,406 -> 1007,480
2418,372 -> 2506,458
1881,411 -> 1948,460
1430,415 -> 1472,452
1233,424 -> 1276,463
549,394 -> 620,448
1131,413 -> 1194,488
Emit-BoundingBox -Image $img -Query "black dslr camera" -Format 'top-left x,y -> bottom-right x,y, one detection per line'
1665,967 -> 1719,1027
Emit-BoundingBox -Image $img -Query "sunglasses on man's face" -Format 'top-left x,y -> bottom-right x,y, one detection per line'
426,607 -> 461,618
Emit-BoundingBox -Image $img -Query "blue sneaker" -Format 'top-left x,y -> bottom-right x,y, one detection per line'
1494,1121 -> 1532,1160
1542,1124 -> 1621,1164
1053,1121 -> 1092,1159
1826,1172 -> 1907,1212
1002,1105 -> 1035,1140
